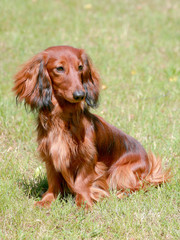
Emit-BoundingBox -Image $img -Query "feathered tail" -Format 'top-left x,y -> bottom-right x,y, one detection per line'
108,152 -> 171,198
144,152 -> 171,185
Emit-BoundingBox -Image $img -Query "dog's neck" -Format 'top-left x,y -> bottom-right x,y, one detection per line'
52,96 -> 84,122
38,95 -> 87,141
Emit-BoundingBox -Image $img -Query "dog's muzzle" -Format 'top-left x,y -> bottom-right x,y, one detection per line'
73,90 -> 86,101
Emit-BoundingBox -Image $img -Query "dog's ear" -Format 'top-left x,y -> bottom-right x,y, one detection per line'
13,53 -> 53,111
81,52 -> 100,108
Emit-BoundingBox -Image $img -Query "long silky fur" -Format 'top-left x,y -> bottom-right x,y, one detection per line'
13,46 -> 171,208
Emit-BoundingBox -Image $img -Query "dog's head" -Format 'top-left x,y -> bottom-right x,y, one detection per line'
13,46 -> 100,111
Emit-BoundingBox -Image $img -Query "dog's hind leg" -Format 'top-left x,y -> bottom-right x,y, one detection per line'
107,153 -> 149,197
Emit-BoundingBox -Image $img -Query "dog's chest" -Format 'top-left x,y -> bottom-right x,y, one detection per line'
46,123 -> 96,173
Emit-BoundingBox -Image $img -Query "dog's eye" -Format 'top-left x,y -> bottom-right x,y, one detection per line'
78,65 -> 83,71
56,66 -> 64,72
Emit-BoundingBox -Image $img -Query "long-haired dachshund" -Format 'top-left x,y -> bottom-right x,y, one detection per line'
13,46 -> 170,208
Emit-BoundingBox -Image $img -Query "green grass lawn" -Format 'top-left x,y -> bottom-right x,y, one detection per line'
0,0 -> 179,239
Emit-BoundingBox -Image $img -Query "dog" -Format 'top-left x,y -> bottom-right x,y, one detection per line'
13,46 -> 170,208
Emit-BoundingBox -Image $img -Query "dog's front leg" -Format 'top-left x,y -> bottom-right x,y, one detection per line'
73,165 -> 109,208
35,160 -> 65,207
74,171 -> 94,208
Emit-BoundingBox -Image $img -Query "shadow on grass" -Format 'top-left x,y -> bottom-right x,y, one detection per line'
18,175 -> 48,199
18,175 -> 72,201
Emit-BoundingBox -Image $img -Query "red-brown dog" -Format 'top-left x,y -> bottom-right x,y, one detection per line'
13,46 -> 170,207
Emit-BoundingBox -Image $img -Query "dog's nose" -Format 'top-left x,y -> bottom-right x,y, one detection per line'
73,90 -> 85,101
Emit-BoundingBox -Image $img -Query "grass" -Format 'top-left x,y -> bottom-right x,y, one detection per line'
0,0 -> 179,239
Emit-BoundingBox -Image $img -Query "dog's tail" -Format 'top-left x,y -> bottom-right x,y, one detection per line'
144,152 -> 171,186
108,152 -> 171,198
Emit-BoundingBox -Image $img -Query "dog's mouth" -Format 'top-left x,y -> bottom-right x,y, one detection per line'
54,90 -> 86,104
61,95 -> 86,105
63,90 -> 86,104
66,97 -> 85,104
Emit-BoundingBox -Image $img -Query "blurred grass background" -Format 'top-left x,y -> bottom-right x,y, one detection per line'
0,0 -> 179,239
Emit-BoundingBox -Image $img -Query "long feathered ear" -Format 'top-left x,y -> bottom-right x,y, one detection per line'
13,53 -> 53,111
81,52 -> 100,108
